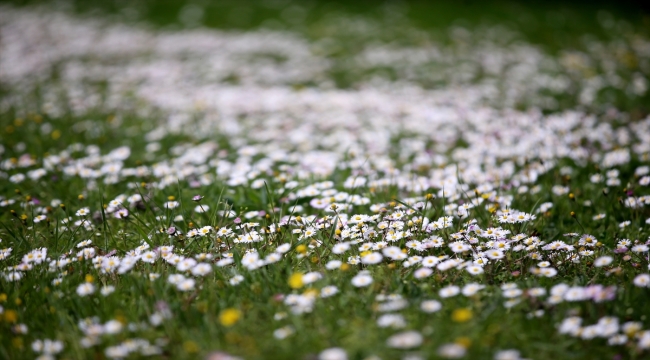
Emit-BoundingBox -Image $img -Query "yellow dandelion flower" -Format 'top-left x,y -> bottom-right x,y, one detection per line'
451,308 -> 472,323
288,273 -> 304,289
4,309 -> 18,323
219,308 -> 242,327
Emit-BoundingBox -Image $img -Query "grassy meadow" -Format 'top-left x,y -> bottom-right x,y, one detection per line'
1,1 -> 650,359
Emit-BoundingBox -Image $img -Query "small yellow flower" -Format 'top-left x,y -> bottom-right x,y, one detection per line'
455,337 -> 471,348
219,308 -> 241,327
295,245 -> 307,254
451,308 -> 472,323
4,309 -> 18,323
288,273 -> 304,289
183,340 -> 199,353
85,274 -> 94,283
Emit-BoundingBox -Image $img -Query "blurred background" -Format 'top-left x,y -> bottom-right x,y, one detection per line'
2,0 -> 649,118
2,0 -> 649,51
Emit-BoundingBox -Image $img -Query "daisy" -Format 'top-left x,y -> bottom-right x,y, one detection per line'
318,348 -> 347,360
439,285 -> 460,298
634,274 -> 650,287
351,273 -> 373,287
100,286 -> 115,296
421,256 -> 440,267
229,275 -> 244,286
420,300 -> 442,313
141,251 -> 158,263
216,258 -> 234,267
265,253 -> 282,264
386,331 -> 423,349
276,243 -> 291,253
466,265 -> 484,275
191,263 -> 212,276
332,243 -> 350,254
321,286 -> 339,298
361,252 -> 383,265
593,214 -> 606,220
449,241 -> 471,253
176,278 -> 196,291
274,326 -> 295,340
75,207 -> 90,216
302,272 -> 323,284
486,250 -> 505,260
377,314 -> 406,328
325,260 -> 343,270
76,283 -> 95,297
414,268 -> 433,279
462,283 -> 485,296
437,344 -> 466,358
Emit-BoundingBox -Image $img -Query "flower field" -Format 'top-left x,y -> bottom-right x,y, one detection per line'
1,1 -> 650,359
